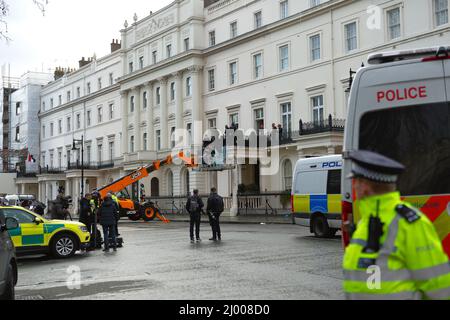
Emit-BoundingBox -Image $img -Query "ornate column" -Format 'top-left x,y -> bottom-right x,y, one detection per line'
121,90 -> 129,155
133,87 -> 141,152
146,82 -> 154,151
159,77 -> 169,150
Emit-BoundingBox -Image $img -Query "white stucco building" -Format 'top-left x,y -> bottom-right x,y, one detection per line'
36,0 -> 450,214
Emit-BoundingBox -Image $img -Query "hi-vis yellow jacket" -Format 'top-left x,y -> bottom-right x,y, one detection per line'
343,192 -> 450,300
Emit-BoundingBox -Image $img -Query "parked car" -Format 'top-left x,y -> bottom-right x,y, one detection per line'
0,214 -> 19,300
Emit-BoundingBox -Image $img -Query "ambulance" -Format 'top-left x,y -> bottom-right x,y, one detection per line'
342,46 -> 450,258
291,155 -> 342,238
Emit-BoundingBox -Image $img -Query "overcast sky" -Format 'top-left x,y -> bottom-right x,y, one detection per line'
0,0 -> 173,78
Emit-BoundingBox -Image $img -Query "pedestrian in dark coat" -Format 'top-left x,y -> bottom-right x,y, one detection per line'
206,187 -> 224,241
97,194 -> 117,252
186,189 -> 204,242
79,194 -> 92,231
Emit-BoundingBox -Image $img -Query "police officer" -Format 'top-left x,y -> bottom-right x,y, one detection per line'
343,150 -> 450,300
110,193 -> 120,236
206,187 -> 224,241
89,191 -> 101,249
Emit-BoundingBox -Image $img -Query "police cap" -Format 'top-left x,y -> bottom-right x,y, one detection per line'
347,150 -> 405,183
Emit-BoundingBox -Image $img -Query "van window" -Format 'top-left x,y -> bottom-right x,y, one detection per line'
327,170 -> 341,194
359,103 -> 450,196
294,171 -> 327,194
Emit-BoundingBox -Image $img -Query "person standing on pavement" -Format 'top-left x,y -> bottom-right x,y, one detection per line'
343,150 -> 450,300
110,193 -> 120,236
79,193 -> 92,232
98,193 -> 118,252
186,189 -> 204,243
206,187 -> 224,241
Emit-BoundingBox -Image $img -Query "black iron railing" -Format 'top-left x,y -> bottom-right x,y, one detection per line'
299,115 -> 345,136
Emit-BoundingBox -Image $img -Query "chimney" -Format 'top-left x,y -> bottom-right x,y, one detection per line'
54,67 -> 65,80
79,57 -> 91,68
111,39 -> 121,53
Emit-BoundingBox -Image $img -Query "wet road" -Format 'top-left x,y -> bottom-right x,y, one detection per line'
15,222 -> 344,300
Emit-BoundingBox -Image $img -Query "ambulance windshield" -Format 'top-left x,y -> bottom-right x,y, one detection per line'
359,102 -> 450,196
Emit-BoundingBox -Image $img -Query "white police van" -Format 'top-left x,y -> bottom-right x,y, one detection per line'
291,155 -> 342,238
342,46 -> 450,257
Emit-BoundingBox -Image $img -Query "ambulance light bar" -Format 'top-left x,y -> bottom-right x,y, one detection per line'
368,46 -> 450,65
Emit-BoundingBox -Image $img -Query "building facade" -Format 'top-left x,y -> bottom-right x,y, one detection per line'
36,0 -> 450,214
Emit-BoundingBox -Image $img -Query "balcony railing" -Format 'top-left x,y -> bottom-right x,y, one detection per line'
299,115 -> 345,136
67,160 -> 115,170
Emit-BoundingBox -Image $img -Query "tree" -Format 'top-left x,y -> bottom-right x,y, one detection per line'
1,0 -> 48,41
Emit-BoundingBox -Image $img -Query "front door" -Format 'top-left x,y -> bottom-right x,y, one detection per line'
0,208 -> 44,248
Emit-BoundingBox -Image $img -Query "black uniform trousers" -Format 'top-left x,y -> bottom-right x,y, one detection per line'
190,212 -> 201,240
209,213 -> 221,239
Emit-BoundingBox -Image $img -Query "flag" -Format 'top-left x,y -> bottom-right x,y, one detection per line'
27,153 -> 36,163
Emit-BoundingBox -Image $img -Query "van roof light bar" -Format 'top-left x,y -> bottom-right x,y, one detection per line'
368,46 -> 450,65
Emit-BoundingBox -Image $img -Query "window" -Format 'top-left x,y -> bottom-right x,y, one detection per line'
130,136 -> 135,153
170,82 -> 175,101
98,144 -> 103,162
1,208 -> 35,224
254,108 -> 264,130
143,133 -> 148,151
435,0 -> 449,26
129,62 -> 134,73
67,117 -> 71,132
254,11 -> 262,29
87,82 -> 91,94
50,98 -> 54,108
109,104 -> 114,119
310,0 -> 320,7
166,44 -> 172,58
86,145 -> 91,164
229,113 -> 239,127
280,0 -> 289,19
230,21 -> 238,38
42,125 -> 46,138
49,152 -> 54,168
283,159 -> 293,191
209,31 -> 216,46
229,62 -> 238,85
327,170 -> 341,194
76,114 -> 81,129
143,92 -> 148,109
58,150 -> 62,168
208,118 -> 216,129
109,141 -> 114,160
186,77 -> 192,97
66,150 -> 70,164
58,95 -> 62,106
156,130 -> 161,150
152,51 -> 157,64
76,87 -> 81,98
253,53 -> 262,79
387,7 -> 401,40
279,45 -> 289,71
109,73 -> 114,85
58,119 -> 62,134
98,77 -> 102,90
42,102 -> 46,111
281,102 -> 292,136
42,154 -> 46,167
87,110 -> 91,126
187,123 -> 192,144
15,126 -> 19,142
310,34 -> 321,61
15,102 -> 21,115
156,87 -> 161,104
184,38 -> 190,51
139,56 -> 144,69
344,21 -> 358,52
50,122 -> 54,136
359,103 -> 450,195
208,69 -> 215,91
311,95 -> 324,125
130,96 -> 135,112
98,107 -> 103,123
170,127 -> 176,148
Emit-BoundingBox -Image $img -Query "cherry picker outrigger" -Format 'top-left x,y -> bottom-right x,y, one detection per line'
95,151 -> 196,223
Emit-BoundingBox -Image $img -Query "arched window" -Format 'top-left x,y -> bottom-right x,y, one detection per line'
283,159 -> 292,191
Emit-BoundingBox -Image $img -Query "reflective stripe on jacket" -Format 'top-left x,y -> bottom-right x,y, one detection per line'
343,192 -> 450,300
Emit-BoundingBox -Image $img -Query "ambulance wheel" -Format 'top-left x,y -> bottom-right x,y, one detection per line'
312,215 -> 332,238
142,205 -> 157,222
51,233 -> 77,258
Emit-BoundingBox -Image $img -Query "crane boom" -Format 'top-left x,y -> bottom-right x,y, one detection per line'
97,151 -> 194,198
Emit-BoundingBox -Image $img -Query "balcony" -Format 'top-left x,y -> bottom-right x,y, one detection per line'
67,160 -> 115,170
299,115 -> 345,136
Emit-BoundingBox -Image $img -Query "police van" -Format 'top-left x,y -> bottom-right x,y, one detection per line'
291,155 -> 342,238
342,46 -> 450,257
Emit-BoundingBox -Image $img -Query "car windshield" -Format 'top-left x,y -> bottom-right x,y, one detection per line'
359,102 -> 450,196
